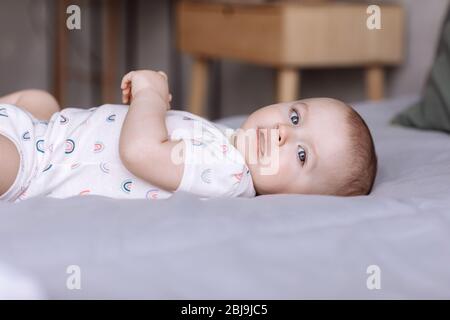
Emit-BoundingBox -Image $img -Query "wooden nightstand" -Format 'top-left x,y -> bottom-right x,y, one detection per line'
176,0 -> 404,116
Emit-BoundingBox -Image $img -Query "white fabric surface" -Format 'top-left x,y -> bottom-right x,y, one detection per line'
0,95 -> 449,299
0,262 -> 45,299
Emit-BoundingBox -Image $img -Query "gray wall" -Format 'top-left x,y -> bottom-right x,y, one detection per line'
0,0 -> 51,92
0,0 -> 448,118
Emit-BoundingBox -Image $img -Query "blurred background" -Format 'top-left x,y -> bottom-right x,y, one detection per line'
0,0 -> 448,119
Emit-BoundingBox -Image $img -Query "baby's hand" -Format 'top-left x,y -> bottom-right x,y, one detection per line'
120,70 -> 172,108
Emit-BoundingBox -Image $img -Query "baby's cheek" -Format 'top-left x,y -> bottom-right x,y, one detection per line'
277,148 -> 297,175
280,155 -> 307,188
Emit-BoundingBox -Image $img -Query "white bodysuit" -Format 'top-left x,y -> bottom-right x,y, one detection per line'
0,104 -> 255,202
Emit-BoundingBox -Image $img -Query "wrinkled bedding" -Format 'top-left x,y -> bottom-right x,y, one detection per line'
0,95 -> 449,299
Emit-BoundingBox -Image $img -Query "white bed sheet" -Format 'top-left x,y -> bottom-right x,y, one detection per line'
0,95 -> 449,299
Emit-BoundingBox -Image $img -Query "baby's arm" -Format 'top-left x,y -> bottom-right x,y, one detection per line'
119,70 -> 184,192
0,89 -> 60,120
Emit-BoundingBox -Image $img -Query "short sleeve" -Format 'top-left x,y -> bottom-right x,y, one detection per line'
175,132 -> 255,198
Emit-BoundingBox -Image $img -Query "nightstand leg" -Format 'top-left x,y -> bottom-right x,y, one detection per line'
276,68 -> 299,102
365,66 -> 385,101
189,56 -> 209,117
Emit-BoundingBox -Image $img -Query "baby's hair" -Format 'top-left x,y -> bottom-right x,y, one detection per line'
336,105 -> 378,196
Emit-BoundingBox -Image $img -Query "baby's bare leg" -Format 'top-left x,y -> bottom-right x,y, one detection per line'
0,90 -> 61,120
0,134 -> 20,197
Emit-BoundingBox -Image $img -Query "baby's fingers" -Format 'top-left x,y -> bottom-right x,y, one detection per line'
121,86 -> 130,103
122,86 -> 131,96
122,90 -> 132,104
123,94 -> 132,104
120,71 -> 134,89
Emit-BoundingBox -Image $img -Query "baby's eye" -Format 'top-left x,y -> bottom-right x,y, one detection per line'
297,146 -> 306,164
289,109 -> 300,125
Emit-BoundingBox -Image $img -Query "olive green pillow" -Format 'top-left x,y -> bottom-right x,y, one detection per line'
391,7 -> 450,132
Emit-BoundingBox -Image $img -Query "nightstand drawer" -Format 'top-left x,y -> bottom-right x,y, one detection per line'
281,4 -> 404,66
177,1 -> 404,67
177,1 -> 284,64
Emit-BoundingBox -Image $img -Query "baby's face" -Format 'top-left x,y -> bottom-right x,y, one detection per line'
234,98 -> 352,195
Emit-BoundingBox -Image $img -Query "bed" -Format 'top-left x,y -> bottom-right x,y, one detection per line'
0,95 -> 449,299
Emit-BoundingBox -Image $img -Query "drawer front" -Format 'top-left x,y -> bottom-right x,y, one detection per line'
282,4 -> 404,66
177,1 -> 283,65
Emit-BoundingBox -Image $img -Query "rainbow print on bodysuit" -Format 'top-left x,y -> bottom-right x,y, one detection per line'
0,108 -> 8,117
59,114 -> 69,125
36,139 -> 45,153
121,179 -> 133,193
99,162 -> 110,174
94,141 -> 105,153
65,139 -> 75,154
22,131 -> 31,141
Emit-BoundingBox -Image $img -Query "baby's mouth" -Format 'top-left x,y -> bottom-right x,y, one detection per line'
258,127 -> 265,157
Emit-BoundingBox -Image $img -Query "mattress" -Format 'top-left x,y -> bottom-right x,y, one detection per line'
0,95 -> 449,299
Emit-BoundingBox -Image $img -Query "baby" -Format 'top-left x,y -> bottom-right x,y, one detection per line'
0,70 -> 377,202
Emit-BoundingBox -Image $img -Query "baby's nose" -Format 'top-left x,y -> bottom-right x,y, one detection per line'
275,123 -> 288,146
